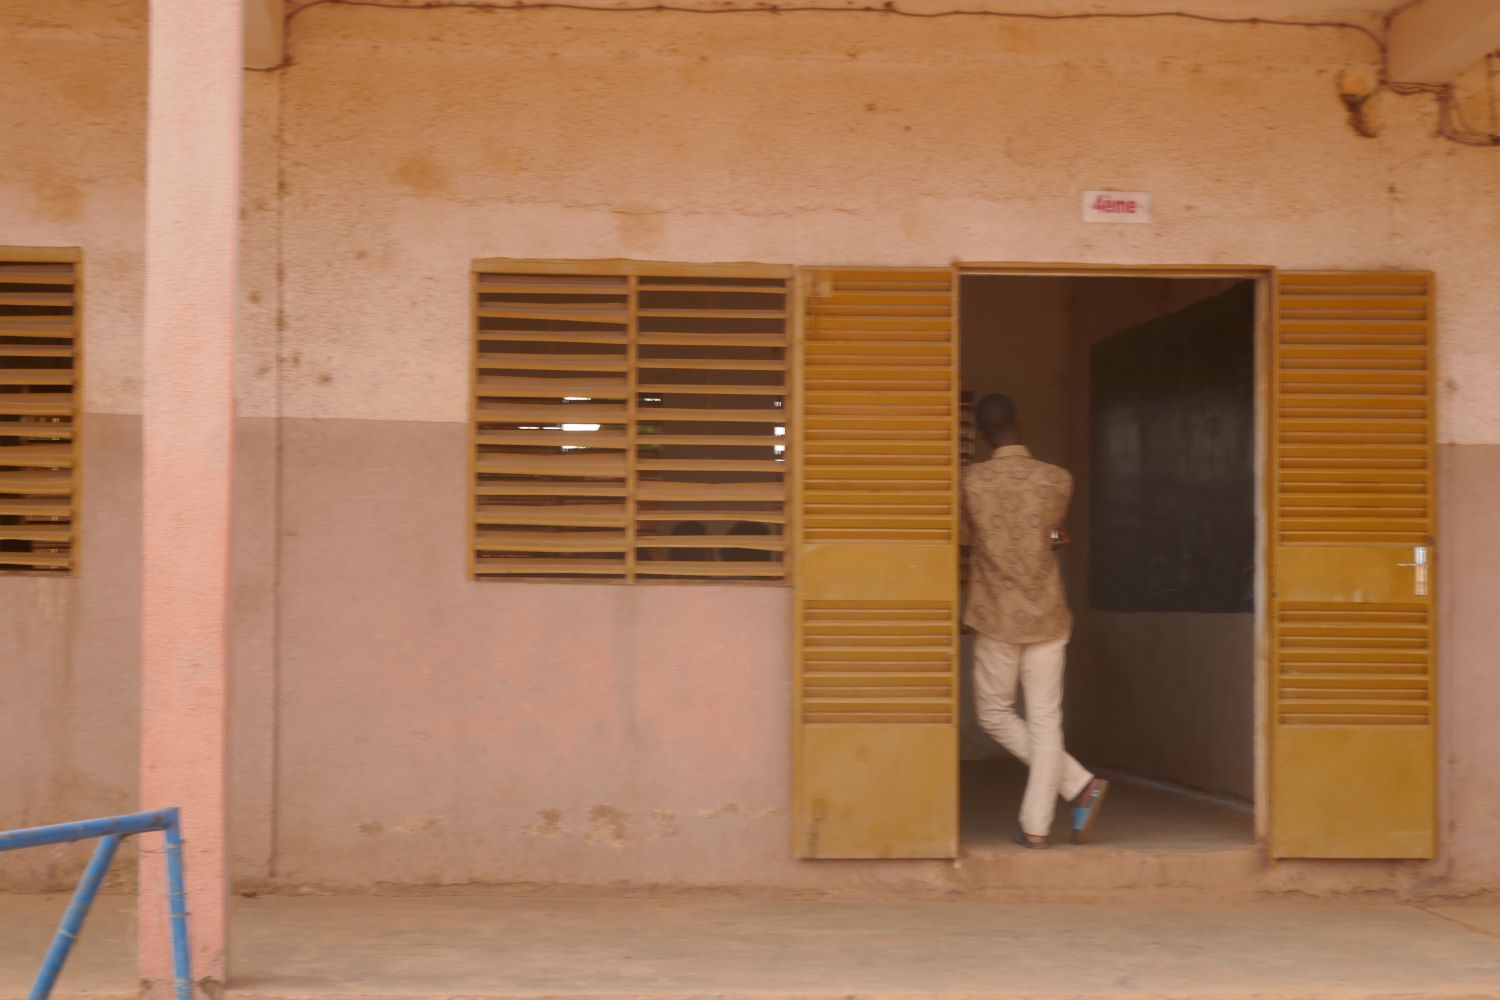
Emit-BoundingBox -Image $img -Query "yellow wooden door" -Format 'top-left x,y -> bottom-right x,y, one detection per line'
1270,271 -> 1436,858
793,267 -> 959,859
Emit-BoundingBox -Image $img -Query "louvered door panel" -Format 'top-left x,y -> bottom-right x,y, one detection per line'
794,268 -> 959,859
0,257 -> 78,573
1270,271 -> 1435,858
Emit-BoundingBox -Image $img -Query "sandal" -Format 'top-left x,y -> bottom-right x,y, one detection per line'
1071,777 -> 1110,844
1013,824 -> 1050,850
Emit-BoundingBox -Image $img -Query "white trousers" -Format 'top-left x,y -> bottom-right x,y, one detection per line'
972,634 -> 1094,837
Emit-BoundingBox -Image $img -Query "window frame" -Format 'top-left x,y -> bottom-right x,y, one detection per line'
469,257 -> 795,586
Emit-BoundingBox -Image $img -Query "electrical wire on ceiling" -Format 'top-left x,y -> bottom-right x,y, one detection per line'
1388,80 -> 1500,147
257,0 -> 1500,147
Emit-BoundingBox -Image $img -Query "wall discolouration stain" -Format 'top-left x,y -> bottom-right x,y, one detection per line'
520,806 -> 730,845
394,157 -> 448,194
10,2 -> 1500,898
586,805 -> 630,847
33,177 -> 83,223
527,809 -> 566,838
650,809 -> 680,839
61,69 -> 126,117
613,207 -> 666,253
394,816 -> 449,834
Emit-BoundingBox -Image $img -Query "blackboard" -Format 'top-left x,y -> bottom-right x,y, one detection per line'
1088,284 -> 1255,613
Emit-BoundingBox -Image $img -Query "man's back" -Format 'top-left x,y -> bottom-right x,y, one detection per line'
962,444 -> 1073,645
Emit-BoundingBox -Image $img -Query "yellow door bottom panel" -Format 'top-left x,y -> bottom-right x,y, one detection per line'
1272,725 -> 1434,859
796,724 -> 957,859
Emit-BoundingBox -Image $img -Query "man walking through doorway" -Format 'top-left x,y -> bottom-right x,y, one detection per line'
963,394 -> 1109,848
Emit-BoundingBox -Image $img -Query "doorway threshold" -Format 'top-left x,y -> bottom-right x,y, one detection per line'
955,760 -> 1259,896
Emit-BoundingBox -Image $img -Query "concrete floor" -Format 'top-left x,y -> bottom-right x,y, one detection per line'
4,894 -> 1500,999
961,760 -> 1253,851
0,774 -> 1463,999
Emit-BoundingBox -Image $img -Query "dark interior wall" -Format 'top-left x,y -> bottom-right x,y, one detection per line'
959,277 -> 1069,464
1088,284 -> 1256,614
1063,279 -> 1256,800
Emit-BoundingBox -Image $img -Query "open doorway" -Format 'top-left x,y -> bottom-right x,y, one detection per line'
957,272 -> 1258,851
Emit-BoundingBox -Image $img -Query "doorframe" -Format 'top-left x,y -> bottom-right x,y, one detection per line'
954,261 -> 1275,846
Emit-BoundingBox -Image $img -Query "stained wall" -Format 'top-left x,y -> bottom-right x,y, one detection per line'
5,1 -> 1500,890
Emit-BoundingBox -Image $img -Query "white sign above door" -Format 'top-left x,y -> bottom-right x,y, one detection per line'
1083,190 -> 1152,224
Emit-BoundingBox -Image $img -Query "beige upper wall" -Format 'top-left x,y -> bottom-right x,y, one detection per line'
10,5 -> 1500,440
265,8 -> 1500,439
1,1 -> 145,416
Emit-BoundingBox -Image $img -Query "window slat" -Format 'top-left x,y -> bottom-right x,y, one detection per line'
0,443 -> 74,467
0,396 -> 74,417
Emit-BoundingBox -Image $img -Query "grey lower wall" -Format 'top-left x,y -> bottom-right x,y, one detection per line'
266,417 -> 798,889
1066,612 -> 1255,800
1,414 -> 280,889
7,420 -> 1500,889
0,413 -> 140,889
1437,443 -> 1500,885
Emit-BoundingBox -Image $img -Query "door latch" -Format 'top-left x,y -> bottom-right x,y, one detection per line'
1398,545 -> 1430,597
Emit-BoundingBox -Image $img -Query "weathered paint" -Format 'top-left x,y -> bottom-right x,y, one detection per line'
270,419 -> 794,887
5,2 -> 1500,896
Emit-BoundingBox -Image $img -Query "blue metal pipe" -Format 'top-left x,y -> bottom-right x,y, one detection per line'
28,834 -> 121,1000
0,811 -> 175,853
162,811 -> 193,1000
1,809 -> 194,1000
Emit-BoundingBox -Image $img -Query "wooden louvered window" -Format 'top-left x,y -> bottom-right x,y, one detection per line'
0,253 -> 78,574
471,260 -> 791,582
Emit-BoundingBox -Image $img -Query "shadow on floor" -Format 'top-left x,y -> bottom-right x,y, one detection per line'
961,759 -> 1253,851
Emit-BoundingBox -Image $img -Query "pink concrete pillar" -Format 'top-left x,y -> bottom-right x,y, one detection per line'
139,0 -> 242,994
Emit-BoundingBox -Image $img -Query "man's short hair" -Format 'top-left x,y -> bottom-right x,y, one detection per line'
975,393 -> 1019,438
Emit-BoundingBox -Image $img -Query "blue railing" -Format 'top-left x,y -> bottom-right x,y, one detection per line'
0,809 -> 192,1000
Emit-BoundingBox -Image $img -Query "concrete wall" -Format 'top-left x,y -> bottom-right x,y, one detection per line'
960,277 -> 1070,467
9,1 -> 1500,891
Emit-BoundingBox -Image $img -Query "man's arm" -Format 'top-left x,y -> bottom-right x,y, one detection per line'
960,498 -> 973,587
1051,468 -> 1075,548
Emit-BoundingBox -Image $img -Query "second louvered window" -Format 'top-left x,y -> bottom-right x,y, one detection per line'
1,254 -> 78,574
471,261 -> 791,582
